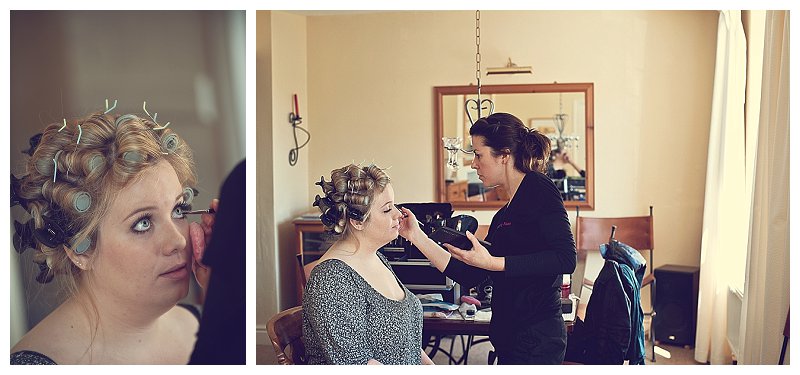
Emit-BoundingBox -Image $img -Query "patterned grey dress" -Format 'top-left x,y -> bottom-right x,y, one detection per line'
302,253 -> 423,365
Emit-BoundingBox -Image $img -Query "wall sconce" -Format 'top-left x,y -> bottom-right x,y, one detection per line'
288,93 -> 310,166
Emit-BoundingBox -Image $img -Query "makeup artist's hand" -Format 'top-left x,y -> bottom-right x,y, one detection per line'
443,231 -> 504,272
397,207 -> 425,243
190,198 -> 218,289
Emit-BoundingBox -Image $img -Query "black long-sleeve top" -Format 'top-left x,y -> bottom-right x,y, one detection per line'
443,172 -> 577,350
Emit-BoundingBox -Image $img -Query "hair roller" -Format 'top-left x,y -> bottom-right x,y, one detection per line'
115,114 -> 139,127
86,154 -> 106,174
162,133 -> 179,153
35,156 -> 55,176
72,192 -> 92,213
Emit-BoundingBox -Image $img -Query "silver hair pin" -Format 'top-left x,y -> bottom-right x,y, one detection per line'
143,101 -> 171,130
66,124 -> 83,178
58,118 -> 67,132
104,99 -> 118,114
52,150 -> 63,182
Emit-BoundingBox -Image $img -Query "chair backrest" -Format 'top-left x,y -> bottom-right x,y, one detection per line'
576,216 -> 653,253
575,206 -> 654,255
267,306 -> 306,365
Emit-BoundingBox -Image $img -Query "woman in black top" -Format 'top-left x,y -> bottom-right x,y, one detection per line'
398,112 -> 576,364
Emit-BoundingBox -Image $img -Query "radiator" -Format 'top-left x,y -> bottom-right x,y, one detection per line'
726,285 -> 744,359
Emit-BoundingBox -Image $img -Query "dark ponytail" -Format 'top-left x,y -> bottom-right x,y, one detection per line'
469,112 -> 551,174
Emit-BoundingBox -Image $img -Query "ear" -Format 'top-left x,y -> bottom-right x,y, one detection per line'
64,244 -> 93,271
349,218 -> 365,231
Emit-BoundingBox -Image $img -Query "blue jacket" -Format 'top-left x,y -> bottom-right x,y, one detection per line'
597,241 -> 647,365
567,240 -> 646,365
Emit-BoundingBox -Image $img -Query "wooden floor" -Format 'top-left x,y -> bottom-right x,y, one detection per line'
255,317 -> 705,365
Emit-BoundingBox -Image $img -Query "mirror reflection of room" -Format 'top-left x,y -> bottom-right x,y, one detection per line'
256,10 -> 789,366
442,91 -> 587,203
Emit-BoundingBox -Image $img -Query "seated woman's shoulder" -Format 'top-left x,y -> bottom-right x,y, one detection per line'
10,305 -> 92,365
306,259 -> 355,285
304,258 -> 362,301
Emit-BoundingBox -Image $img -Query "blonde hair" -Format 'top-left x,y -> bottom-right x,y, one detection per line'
16,111 -> 196,298
315,164 -> 390,237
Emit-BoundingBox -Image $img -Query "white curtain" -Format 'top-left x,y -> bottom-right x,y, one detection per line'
739,10 -> 790,365
695,10 -> 747,365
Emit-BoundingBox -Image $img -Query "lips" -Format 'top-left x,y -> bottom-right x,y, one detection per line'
160,263 -> 188,280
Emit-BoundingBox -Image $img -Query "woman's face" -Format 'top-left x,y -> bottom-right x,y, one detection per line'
89,160 -> 192,309
471,135 -> 506,187
361,183 -> 403,244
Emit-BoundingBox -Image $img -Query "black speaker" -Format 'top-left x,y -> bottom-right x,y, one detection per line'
653,264 -> 700,347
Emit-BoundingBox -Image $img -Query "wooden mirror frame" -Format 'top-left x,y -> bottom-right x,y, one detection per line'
434,82 -> 595,211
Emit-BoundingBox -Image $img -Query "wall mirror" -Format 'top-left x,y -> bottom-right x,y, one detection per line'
435,83 -> 594,211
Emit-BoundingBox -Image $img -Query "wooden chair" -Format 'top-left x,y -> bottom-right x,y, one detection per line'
267,306 -> 306,365
575,206 -> 656,362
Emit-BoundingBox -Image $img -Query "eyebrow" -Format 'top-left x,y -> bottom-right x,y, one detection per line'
123,192 -> 184,222
382,201 -> 393,207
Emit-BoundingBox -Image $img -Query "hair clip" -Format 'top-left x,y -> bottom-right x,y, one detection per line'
35,261 -> 54,284
12,219 -> 37,254
143,101 -> 171,130
313,195 -> 339,228
23,133 -> 43,156
347,207 -> 365,221
73,192 -> 91,213
58,118 -> 67,132
11,174 -> 27,209
104,99 -> 118,114
76,124 -> 83,145
32,212 -> 70,249
52,150 -> 63,183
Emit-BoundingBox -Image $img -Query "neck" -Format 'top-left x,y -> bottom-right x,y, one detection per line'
337,233 -> 381,260
75,279 -> 171,348
503,166 -> 527,203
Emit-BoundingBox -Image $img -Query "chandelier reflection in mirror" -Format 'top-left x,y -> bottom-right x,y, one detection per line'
549,92 -> 580,151
442,137 -> 463,169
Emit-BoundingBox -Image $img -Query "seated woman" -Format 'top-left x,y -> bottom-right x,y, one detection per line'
302,164 -> 434,365
10,108 -> 215,364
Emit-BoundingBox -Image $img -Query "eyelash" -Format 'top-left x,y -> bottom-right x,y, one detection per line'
131,202 -> 192,234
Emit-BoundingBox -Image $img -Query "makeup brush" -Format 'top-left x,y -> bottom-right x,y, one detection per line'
184,208 -> 216,215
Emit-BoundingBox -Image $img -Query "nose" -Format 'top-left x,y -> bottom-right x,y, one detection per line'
162,219 -> 188,256
471,158 -> 478,170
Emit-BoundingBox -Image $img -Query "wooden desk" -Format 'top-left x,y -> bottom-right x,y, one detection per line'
446,180 -> 468,201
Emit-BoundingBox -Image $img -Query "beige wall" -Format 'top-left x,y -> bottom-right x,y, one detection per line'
258,10 -> 718,338
255,10 -> 310,352
304,10 -> 718,305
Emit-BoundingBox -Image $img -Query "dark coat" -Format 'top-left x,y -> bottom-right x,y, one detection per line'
564,240 -> 646,365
